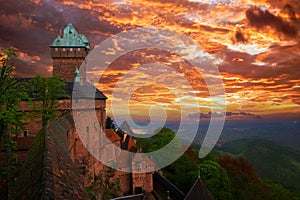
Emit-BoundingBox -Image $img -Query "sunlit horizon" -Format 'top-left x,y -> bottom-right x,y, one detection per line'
1,0 -> 299,120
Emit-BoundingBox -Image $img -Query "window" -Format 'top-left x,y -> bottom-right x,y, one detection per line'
70,48 -> 73,51
55,48 -> 58,51
62,48 -> 66,51
78,48 -> 81,51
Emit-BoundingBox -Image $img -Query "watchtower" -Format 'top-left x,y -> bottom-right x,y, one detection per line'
50,23 -> 90,81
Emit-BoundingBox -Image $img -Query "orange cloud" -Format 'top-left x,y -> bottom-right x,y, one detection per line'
2,0 -> 300,119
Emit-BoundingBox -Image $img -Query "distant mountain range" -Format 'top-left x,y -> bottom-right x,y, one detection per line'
191,119 -> 300,151
215,138 -> 300,196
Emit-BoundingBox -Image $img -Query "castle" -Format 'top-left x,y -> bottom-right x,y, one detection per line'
1,23 -> 213,200
0,23 -> 154,198
50,23 -> 155,196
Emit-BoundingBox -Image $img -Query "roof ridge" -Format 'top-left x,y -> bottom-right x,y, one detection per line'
50,23 -> 90,49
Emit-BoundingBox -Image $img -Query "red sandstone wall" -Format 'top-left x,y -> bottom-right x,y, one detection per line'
51,47 -> 87,81
19,98 -> 106,136
0,136 -> 34,164
15,101 -> 154,196
131,172 -> 153,193
144,173 -> 154,192
118,172 -> 132,193
18,96 -> 107,186
66,123 -> 105,186
53,58 -> 85,81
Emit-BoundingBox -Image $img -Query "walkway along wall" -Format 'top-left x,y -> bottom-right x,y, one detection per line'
14,113 -> 154,199
14,115 -> 90,200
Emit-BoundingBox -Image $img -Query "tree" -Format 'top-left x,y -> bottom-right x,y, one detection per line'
105,116 -> 115,130
0,47 -> 28,137
136,127 -> 176,152
136,127 -> 202,193
263,179 -> 295,200
163,153 -> 199,193
200,160 -> 231,200
29,74 -> 68,126
0,47 -> 28,198
219,156 -> 270,200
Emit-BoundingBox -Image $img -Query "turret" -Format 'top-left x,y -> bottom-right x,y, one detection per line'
50,23 -> 89,81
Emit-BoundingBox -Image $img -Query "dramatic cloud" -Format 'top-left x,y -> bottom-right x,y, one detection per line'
1,0 -> 300,119
246,6 -> 298,38
283,4 -> 297,22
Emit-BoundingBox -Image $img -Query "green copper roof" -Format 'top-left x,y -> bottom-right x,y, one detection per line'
50,23 -> 90,49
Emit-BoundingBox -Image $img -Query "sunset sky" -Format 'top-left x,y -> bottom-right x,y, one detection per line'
1,0 -> 300,121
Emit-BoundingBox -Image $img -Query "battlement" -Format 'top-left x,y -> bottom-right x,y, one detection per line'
51,47 -> 87,58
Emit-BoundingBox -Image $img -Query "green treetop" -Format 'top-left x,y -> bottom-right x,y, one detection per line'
29,74 -> 69,126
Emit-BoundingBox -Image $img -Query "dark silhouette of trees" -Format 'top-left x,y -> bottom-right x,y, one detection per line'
220,156 -> 269,200
105,116 -> 115,130
0,47 -> 28,198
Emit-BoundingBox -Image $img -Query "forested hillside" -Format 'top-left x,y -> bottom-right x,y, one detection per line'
217,138 -> 300,197
137,128 -> 299,199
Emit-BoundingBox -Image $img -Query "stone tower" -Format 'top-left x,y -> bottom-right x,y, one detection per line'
50,23 -> 90,81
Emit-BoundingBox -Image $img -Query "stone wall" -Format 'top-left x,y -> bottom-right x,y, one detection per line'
52,58 -> 85,81
51,47 -> 87,81
0,136 -> 34,164
19,98 -> 106,136
14,117 -> 90,200
13,113 -> 154,199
